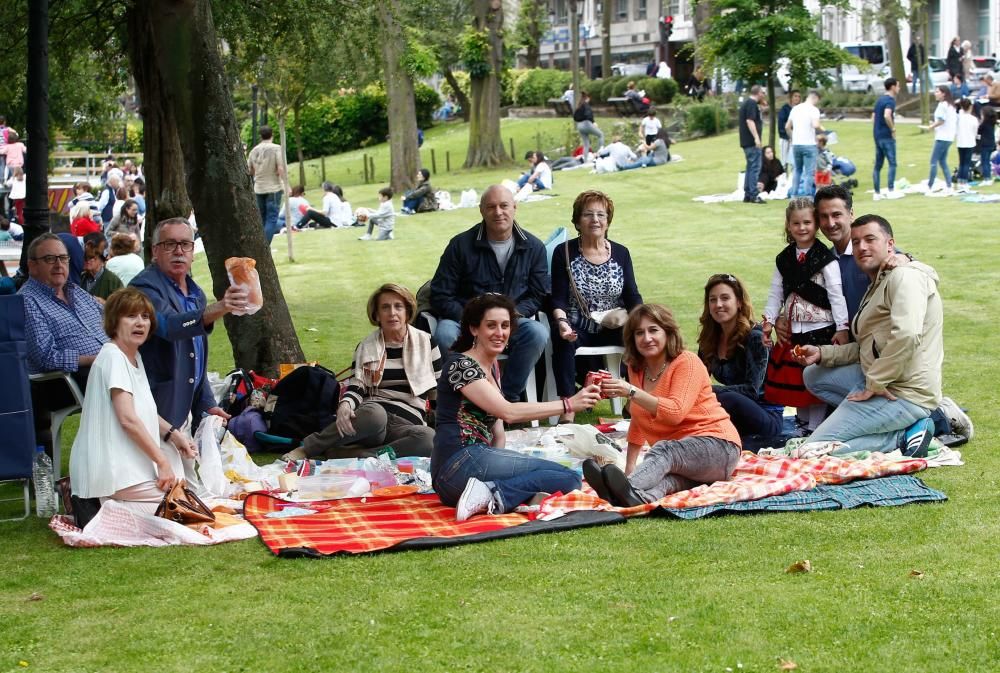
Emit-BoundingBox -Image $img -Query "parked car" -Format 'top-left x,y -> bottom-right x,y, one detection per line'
837,41 -> 888,92
611,63 -> 649,77
967,56 -> 997,87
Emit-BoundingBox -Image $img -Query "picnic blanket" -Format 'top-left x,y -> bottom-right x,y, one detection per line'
244,492 -> 625,557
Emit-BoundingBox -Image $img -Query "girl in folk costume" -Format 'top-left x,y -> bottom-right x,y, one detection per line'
761,197 -> 849,432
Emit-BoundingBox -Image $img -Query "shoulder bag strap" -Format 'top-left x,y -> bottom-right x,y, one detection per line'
564,240 -> 590,313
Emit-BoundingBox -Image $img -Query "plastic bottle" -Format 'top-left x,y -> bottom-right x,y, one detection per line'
32,446 -> 57,518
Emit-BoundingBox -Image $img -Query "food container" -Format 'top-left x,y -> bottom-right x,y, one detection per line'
296,473 -> 365,500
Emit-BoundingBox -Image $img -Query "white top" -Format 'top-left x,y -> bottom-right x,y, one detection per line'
763,247 -> 849,333
789,102 -> 821,145
534,161 -> 553,189
933,102 -> 957,141
322,192 -> 353,227
107,253 -> 146,286
640,116 -> 662,137
286,195 -> 310,227
602,142 -> 637,168
5,175 -> 25,200
955,110 -> 979,148
69,342 -> 182,499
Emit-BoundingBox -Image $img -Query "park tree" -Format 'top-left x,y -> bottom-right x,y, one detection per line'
696,0 -> 858,148
464,0 -> 510,167
601,0 -> 611,78
512,0 -> 550,69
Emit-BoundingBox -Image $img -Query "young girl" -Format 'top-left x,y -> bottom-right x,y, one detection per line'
2,130 -> 26,170
761,197 -> 849,433
978,106 -> 996,187
6,166 -> 26,224
925,86 -> 956,195
639,108 -> 662,146
954,98 -> 978,192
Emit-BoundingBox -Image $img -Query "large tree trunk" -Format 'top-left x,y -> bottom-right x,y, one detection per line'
443,67 -> 471,122
377,0 -> 421,192
882,0 -> 909,102
601,0 -> 611,78
465,0 -> 509,168
125,0 -> 304,375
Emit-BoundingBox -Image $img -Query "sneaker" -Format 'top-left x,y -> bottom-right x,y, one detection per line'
358,234 -> 372,240
873,192 -> 884,201
455,478 -> 496,521
387,231 -> 394,240
885,190 -> 905,200
980,178 -> 994,187
938,396 -> 974,440
901,417 -> 935,457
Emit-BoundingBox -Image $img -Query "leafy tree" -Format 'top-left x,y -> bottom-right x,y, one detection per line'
512,0 -> 549,69
464,0 -> 510,167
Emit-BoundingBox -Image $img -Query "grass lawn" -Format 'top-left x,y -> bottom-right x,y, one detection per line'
3,118 -> 998,672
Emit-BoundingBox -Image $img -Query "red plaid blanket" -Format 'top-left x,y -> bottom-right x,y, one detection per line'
545,452 -> 928,517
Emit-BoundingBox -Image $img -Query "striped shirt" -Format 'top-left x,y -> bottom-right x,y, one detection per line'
20,278 -> 107,374
341,340 -> 443,425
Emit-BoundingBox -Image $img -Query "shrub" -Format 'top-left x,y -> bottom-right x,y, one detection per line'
685,102 -> 730,137
512,68 -> 579,106
640,77 -> 678,105
601,76 -> 626,101
413,82 -> 439,127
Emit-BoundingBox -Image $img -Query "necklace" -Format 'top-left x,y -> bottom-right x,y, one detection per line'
645,360 -> 668,382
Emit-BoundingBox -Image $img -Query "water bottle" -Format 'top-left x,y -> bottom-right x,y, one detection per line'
32,446 -> 57,518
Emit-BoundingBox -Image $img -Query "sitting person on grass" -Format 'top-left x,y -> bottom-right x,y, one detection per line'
431,294 -> 601,521
401,168 -> 438,214
515,151 -> 552,192
357,187 -> 396,241
297,182 -> 352,229
582,303 -> 742,507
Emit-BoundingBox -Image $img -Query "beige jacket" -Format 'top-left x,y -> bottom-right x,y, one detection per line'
819,261 -> 943,409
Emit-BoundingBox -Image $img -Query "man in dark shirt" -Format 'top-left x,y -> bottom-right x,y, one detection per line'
738,85 -> 766,204
872,78 -> 903,200
777,90 -> 800,171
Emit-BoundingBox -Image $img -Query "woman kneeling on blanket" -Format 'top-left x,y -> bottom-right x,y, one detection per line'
583,303 -> 742,507
432,294 -> 602,521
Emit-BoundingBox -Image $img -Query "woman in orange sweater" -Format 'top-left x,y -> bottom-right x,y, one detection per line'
583,303 -> 742,507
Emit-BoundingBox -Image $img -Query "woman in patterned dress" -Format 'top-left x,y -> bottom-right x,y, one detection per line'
550,190 -> 643,422
431,294 -> 602,521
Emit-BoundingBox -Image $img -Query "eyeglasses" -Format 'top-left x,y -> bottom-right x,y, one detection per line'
32,254 -> 71,265
581,211 -> 608,220
155,239 -> 195,252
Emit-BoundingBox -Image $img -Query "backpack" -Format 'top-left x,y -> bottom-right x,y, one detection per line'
218,368 -> 277,416
265,365 -> 342,442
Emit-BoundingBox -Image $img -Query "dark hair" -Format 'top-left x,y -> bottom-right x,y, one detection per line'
418,168 -> 430,181
379,186 -> 394,199
851,214 -> 894,239
452,294 -> 518,352
0,216 -> 9,231
697,274 -> 756,368
332,184 -> 344,198
134,177 -> 146,194
74,181 -> 92,194
83,232 -> 107,260
789,89 -> 800,96
570,190 -> 615,230
366,283 -> 417,325
291,185 -> 306,196
259,125 -> 273,140
784,197 -> 815,244
959,98 -> 972,112
103,288 -> 157,339
982,106 -> 997,125
936,85 -> 954,104
884,77 -> 898,90
814,184 -> 853,212
623,303 -> 685,371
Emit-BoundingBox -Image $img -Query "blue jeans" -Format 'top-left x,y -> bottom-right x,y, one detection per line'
803,364 -> 932,454
957,147 -> 973,182
742,146 -> 762,200
434,316 -> 548,402
981,141 -> 994,180
873,137 -> 897,192
791,144 -> 818,197
620,156 -> 655,171
433,444 -> 581,512
256,191 -> 283,243
402,196 -> 421,212
714,389 -> 784,440
928,140 -> 952,188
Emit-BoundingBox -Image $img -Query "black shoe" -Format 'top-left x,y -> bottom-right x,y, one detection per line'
602,464 -> 646,507
582,459 -> 613,503
751,196 -> 766,204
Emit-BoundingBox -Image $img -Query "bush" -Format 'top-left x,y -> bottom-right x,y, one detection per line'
413,82 -> 439,127
640,77 -> 678,105
685,102 -> 730,137
601,76 -> 626,101
512,68 -> 579,106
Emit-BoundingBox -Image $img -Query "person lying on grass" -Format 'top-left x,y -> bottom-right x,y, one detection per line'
582,303 -> 742,507
431,293 -> 601,521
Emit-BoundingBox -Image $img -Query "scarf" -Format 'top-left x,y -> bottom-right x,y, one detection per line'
353,324 -> 436,397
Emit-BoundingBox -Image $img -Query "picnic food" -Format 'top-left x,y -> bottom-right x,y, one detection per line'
224,256 -> 263,315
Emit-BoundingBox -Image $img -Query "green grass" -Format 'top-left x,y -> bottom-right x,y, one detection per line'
3,119 -> 999,672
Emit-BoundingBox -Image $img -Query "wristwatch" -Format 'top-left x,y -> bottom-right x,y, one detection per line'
627,385 -> 637,399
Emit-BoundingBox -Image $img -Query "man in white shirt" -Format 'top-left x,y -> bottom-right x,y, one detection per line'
786,91 -> 825,197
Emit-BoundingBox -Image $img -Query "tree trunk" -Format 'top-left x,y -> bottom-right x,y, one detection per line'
443,67 -> 471,122
278,114 -> 295,263
601,0 -> 611,78
294,102 -> 306,188
882,0 -> 909,102
465,0 -> 510,168
125,0 -> 304,375
377,0 -> 420,192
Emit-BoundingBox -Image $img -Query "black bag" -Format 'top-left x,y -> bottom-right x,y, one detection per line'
219,368 -> 256,416
265,365 -> 341,442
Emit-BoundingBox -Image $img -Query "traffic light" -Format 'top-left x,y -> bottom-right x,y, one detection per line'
659,15 -> 674,41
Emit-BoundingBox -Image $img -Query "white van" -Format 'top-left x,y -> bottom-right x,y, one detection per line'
837,42 -> 888,92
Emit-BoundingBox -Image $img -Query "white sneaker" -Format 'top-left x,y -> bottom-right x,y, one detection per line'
938,396 -> 974,440
940,186 -> 954,196
979,178 -> 994,187
455,478 -> 496,522
387,231 -> 394,240
873,192 -> 884,201
358,234 -> 371,240
955,184 -> 969,194
885,190 -> 905,200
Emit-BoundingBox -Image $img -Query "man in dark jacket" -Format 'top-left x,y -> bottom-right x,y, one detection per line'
429,185 -> 550,401
777,89 -> 800,171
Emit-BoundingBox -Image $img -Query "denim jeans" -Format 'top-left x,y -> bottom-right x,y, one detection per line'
873,137 -> 897,192
256,191 -> 283,243
434,316 -> 548,402
433,444 -> 581,512
802,364 -> 932,454
791,144 -> 818,197
928,140 -> 952,188
981,141 -> 994,180
715,389 -> 784,440
629,436 -> 740,502
576,120 -> 605,156
402,196 -> 421,212
743,146 -> 762,200
957,147 -> 974,182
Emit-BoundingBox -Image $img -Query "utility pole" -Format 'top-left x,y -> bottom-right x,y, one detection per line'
569,0 -> 581,105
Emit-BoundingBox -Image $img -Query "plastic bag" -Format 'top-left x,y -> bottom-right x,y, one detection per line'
224,257 -> 263,316
458,188 -> 478,208
557,423 -> 626,470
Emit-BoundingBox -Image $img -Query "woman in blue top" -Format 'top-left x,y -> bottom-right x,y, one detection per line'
697,274 -> 783,446
550,190 -> 642,422
431,294 -> 601,521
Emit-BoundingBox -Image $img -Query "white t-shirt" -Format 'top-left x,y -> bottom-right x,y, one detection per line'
534,161 -> 553,189
933,102 -> 957,142
321,192 -> 353,227
640,116 -> 662,137
69,343 -> 183,499
789,102 -> 821,145
955,110 -> 978,148
107,253 -> 145,286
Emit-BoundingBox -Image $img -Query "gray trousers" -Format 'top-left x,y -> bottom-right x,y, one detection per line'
301,402 -> 434,459
629,436 -> 741,503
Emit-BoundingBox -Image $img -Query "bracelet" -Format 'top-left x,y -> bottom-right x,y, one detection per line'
163,426 -> 178,442
561,397 -> 572,415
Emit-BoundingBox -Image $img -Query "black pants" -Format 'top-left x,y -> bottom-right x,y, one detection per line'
297,209 -> 333,228
30,367 -> 91,456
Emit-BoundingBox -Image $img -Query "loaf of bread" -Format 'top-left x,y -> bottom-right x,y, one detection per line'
224,257 -> 263,315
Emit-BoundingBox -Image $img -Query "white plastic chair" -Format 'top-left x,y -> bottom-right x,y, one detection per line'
29,371 -> 85,483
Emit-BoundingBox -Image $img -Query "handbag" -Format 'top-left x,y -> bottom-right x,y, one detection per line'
564,242 -> 627,333
154,482 -> 216,526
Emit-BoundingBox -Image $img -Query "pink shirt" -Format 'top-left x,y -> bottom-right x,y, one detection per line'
4,142 -> 26,168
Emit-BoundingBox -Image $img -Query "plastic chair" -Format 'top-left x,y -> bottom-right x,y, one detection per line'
29,371 -> 85,483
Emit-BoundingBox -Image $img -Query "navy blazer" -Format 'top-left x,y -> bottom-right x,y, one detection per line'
130,265 -> 217,428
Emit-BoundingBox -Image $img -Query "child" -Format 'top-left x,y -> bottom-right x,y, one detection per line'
815,135 -> 834,187
69,181 -> 100,222
977,106 -> 996,187
639,107 -> 662,146
2,130 -> 26,170
761,197 -> 849,433
6,166 -> 26,224
357,187 -> 396,241
0,217 -> 12,242
954,98 -> 978,192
